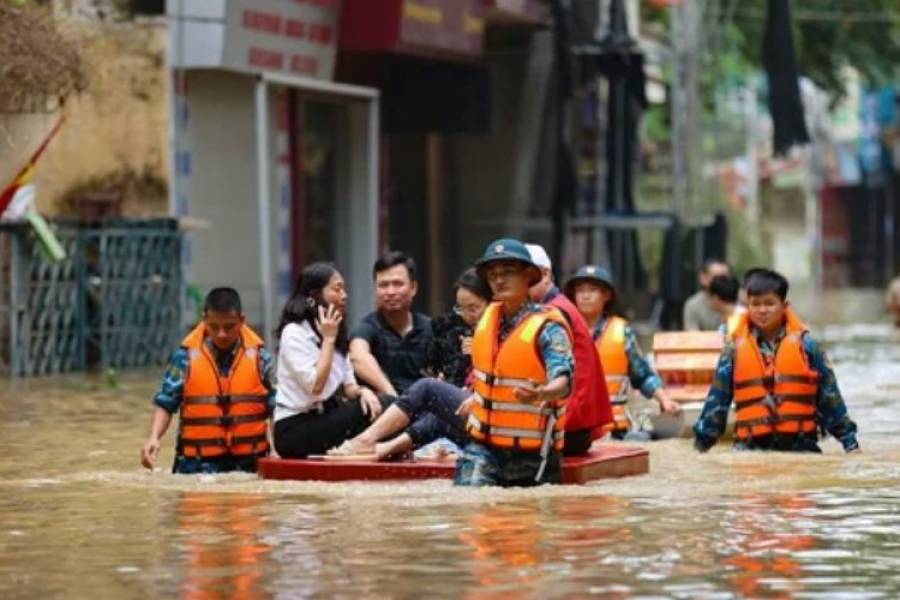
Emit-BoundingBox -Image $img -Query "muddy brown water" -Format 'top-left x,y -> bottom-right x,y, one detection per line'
2,317 -> 899,598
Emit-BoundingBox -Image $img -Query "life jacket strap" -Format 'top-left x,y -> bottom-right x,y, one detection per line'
467,414 -> 564,443
472,369 -> 541,389
181,414 -> 267,427
229,395 -> 269,405
231,434 -> 269,447
183,394 -> 267,406
735,377 -> 774,390
473,393 -> 563,417
774,374 -> 817,385
775,394 -> 816,405
183,395 -> 224,405
737,414 -> 817,428
185,437 -> 228,447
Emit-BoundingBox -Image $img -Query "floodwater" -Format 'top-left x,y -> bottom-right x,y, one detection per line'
2,304 -> 900,598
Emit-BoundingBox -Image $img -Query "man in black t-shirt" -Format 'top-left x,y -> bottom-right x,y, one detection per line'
349,252 -> 433,395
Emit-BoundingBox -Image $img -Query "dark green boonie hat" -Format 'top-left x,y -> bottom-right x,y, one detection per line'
564,264 -> 616,299
475,238 -> 542,287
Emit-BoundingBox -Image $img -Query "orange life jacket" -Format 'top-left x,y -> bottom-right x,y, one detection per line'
467,302 -> 571,452
595,316 -> 630,433
179,323 -> 270,459
732,309 -> 819,442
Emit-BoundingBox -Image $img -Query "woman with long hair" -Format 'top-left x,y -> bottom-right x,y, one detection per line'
273,262 -> 387,458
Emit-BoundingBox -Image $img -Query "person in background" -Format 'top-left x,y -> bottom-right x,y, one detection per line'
526,244 -> 613,456
349,252 -> 432,396
564,265 -> 681,439
140,287 -> 274,474
707,274 -> 746,336
684,259 -> 733,331
694,268 -> 859,454
272,263 -> 388,459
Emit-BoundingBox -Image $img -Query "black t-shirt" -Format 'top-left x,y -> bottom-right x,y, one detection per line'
350,311 -> 433,394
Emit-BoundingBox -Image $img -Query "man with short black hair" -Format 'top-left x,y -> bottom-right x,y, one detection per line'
694,268 -> 859,454
140,287 -> 275,474
350,252 -> 433,395
684,259 -> 733,331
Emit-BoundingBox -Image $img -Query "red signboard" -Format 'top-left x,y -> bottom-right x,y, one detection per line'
483,0 -> 550,25
340,0 -> 484,61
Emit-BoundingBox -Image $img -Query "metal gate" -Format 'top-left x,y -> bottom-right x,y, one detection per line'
0,219 -> 183,376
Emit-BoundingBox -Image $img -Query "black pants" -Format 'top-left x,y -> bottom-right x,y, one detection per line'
563,429 -> 593,457
274,395 -> 392,458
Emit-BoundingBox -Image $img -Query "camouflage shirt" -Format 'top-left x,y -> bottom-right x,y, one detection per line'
693,325 -> 859,452
592,317 -> 663,399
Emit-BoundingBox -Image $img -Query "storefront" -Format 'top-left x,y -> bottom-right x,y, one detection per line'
337,0 -> 488,312
168,0 -> 379,343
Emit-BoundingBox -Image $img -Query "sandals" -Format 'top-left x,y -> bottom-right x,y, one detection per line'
325,439 -> 374,457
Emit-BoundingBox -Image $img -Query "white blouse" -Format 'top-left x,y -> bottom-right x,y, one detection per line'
274,321 -> 356,422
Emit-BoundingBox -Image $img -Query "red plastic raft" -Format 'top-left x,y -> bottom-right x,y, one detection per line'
257,443 -> 648,484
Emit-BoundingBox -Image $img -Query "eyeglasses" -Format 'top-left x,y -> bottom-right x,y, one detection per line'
453,304 -> 483,318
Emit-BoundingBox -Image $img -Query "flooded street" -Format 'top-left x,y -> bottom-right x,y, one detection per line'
2,307 -> 900,598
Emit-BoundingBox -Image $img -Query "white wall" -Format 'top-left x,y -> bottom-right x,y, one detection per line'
179,70 -> 378,342
182,70 -> 266,328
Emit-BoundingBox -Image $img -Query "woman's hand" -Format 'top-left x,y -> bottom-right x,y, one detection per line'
358,387 -> 383,421
459,335 -> 473,356
316,303 -> 342,341
455,394 -> 477,417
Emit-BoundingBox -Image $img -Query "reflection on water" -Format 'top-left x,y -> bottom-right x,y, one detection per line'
1,313 -> 900,597
177,494 -> 271,600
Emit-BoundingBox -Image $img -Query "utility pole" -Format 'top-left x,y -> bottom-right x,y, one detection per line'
669,0 -> 702,222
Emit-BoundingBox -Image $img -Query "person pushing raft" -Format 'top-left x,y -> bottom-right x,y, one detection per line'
454,238 -> 575,486
140,288 -> 274,474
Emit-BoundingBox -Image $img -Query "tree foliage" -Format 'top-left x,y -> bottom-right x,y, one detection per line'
0,0 -> 86,113
643,0 -> 900,98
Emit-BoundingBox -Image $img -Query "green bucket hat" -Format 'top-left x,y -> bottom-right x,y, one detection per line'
475,238 -> 543,287
564,264 -> 616,299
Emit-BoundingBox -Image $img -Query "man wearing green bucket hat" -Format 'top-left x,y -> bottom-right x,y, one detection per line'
454,238 -> 574,486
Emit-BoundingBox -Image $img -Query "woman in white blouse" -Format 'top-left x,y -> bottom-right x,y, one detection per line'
273,263 -> 384,458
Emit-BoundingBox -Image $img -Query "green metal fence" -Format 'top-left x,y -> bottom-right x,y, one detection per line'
0,219 -> 183,376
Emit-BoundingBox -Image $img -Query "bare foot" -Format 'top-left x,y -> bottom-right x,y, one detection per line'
374,441 -> 398,460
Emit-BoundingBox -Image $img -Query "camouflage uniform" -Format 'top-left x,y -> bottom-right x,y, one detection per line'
693,325 -> 859,453
454,302 -> 574,486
